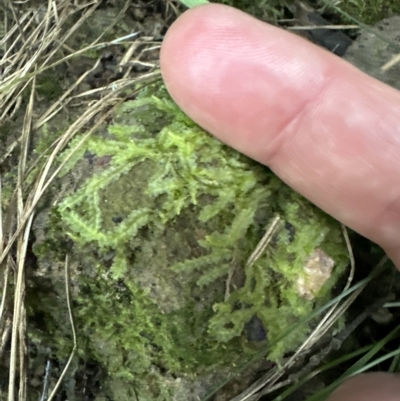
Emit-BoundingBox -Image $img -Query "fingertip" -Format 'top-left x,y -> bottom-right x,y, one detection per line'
160,3 -> 227,99
160,3 -> 332,158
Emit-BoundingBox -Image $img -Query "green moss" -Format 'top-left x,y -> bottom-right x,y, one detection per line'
36,71 -> 64,100
44,83 -> 349,398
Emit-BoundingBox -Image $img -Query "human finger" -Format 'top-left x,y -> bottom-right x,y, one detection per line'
327,373 -> 400,401
160,4 -> 400,267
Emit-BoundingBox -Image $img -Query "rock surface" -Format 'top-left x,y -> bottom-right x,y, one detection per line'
344,16 -> 400,89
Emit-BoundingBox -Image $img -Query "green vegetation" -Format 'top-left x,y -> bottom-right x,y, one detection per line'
179,0 -> 210,7
324,0 -> 400,25
36,72 -> 64,101
179,0 -> 400,25
178,0 -> 289,20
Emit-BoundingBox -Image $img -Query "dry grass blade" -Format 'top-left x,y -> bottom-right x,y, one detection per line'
0,173 -> 6,329
46,255 -> 76,401
0,318 -> 12,359
225,215 -> 282,301
0,0 -> 101,118
0,265 -> 9,334
246,215 -> 282,268
8,217 -> 33,401
381,53 -> 400,71
7,71 -> 36,401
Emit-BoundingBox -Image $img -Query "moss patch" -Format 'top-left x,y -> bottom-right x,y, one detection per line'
27,83 -> 349,398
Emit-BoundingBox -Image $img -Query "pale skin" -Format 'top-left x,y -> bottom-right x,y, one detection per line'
160,3 -> 400,400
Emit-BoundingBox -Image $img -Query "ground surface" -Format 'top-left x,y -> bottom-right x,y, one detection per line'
1,1 -> 400,401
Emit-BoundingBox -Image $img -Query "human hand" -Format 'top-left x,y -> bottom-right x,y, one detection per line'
160,4 -> 400,400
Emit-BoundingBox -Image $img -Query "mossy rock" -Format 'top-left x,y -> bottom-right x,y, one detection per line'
30,83 -> 348,400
